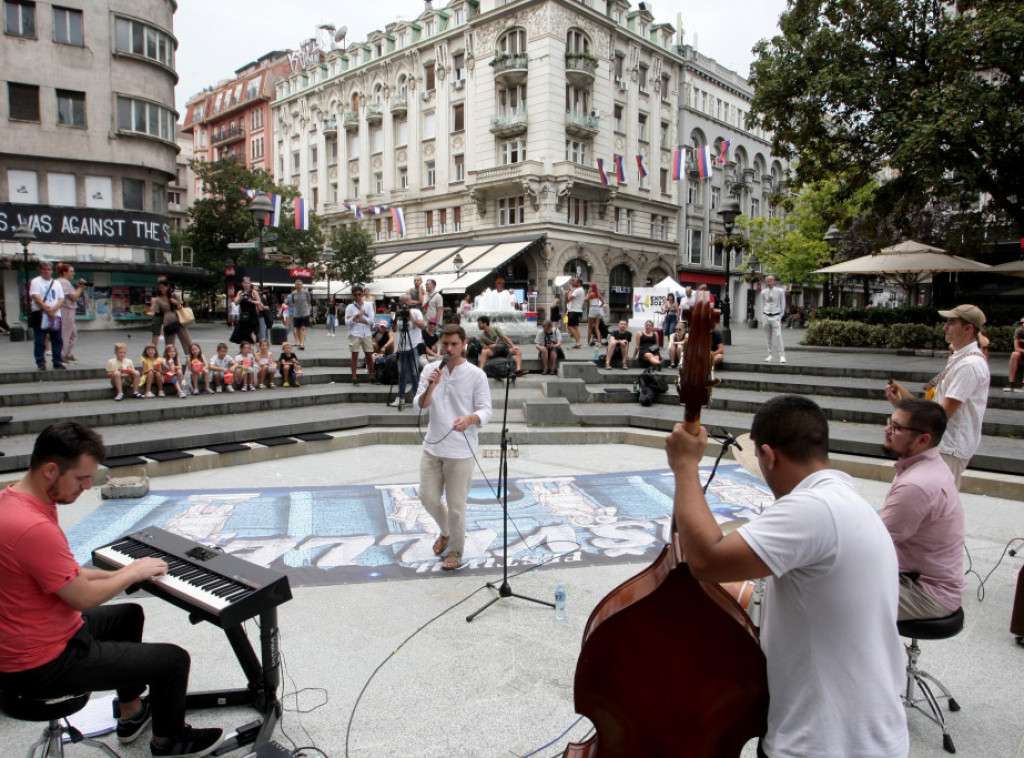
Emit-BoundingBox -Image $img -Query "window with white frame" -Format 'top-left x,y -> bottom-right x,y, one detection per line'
751,197 -> 760,217
438,208 -> 447,233
498,28 -> 526,56
660,121 -> 670,148
688,228 -> 702,265
371,126 -> 383,153
56,90 -> 85,127
373,171 -> 383,193
424,160 -> 435,187
566,197 -> 589,226
639,64 -> 648,93
5,0 -> 35,37
453,153 -> 465,182
497,84 -> 526,115
425,209 -> 434,235
251,109 -> 263,129
613,207 -> 621,233
711,186 -> 720,210
613,104 -> 624,132
453,103 -> 465,131
395,118 -> 408,147
661,75 -> 671,101
347,131 -> 360,159
328,139 -> 337,165
565,139 -> 588,165
116,96 -> 175,141
625,208 -> 633,234
565,84 -> 589,116
351,177 -> 359,198
687,180 -> 699,205
309,145 -> 318,168
251,137 -> 264,160
498,196 -> 525,226
291,152 -> 300,174
566,29 -> 589,54
398,165 -> 408,189
53,6 -> 83,45
423,111 -> 436,140
453,206 -> 461,231
114,17 -> 174,68
425,63 -> 436,91
499,139 -> 526,165
614,53 -> 625,83
637,113 -> 648,141
453,52 -> 465,81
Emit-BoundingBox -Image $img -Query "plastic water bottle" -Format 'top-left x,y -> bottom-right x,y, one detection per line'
555,583 -> 566,620
595,344 -> 600,361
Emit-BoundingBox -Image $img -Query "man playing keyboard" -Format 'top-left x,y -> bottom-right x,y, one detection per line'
0,421 -> 224,758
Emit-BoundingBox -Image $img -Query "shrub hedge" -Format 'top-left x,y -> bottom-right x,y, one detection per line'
812,305 -> 1022,327
804,320 -> 1016,351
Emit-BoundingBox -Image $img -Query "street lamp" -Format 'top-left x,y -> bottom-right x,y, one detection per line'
452,252 -> 464,276
320,245 -> 335,300
823,224 -> 842,308
249,192 -> 273,290
716,197 -> 742,346
13,223 -> 36,325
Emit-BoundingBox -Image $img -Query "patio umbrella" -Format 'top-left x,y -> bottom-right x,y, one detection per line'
988,258 -> 1024,278
813,240 -> 990,303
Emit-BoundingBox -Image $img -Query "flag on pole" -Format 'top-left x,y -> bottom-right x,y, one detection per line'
597,158 -> 609,186
240,188 -> 282,226
615,155 -> 626,183
697,146 -> 712,180
391,207 -> 406,237
672,149 -> 685,181
346,203 -> 364,219
717,140 -> 731,165
636,154 -> 648,179
294,197 -> 309,230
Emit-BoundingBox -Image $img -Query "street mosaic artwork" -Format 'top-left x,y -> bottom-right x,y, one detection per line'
67,464 -> 772,586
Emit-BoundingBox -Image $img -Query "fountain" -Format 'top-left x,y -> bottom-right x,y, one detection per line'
461,287 -> 537,343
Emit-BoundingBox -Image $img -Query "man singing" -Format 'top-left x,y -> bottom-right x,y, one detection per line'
0,422 -> 224,757
415,325 -> 492,571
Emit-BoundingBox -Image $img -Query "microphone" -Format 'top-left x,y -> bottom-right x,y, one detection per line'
442,354 -> 453,366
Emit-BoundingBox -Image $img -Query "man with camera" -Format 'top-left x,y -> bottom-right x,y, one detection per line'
56,263 -> 88,363
390,294 -> 425,408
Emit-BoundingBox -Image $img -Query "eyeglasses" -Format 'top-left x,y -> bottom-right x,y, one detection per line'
886,416 -> 925,435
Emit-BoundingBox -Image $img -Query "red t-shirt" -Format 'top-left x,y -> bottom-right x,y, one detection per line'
0,486 -> 83,672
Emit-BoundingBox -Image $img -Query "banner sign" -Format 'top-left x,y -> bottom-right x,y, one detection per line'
0,203 -> 171,251
631,287 -> 669,328
289,268 -> 313,278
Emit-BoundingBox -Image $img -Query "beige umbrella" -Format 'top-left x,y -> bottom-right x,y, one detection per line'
988,258 -> 1024,278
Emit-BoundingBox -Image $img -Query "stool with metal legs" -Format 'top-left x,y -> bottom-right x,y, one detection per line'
897,607 -> 965,754
0,690 -> 122,758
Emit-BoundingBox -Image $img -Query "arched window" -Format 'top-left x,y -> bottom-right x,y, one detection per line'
608,263 -> 633,318
396,74 -> 408,99
372,83 -> 384,104
566,29 -> 589,55
499,29 -> 527,56
351,92 -> 360,111
563,257 -> 592,283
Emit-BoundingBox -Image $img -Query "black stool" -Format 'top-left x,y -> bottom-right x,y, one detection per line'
0,690 -> 122,758
897,607 -> 965,754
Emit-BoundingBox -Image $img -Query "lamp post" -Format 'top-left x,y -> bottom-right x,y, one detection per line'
320,245 -> 335,301
13,223 -> 36,324
823,224 -> 842,308
716,197 -> 741,346
249,192 -> 273,290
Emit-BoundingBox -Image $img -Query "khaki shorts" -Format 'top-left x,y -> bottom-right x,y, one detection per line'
349,334 -> 374,353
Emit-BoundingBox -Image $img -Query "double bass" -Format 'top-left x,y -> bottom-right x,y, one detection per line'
564,293 -> 769,758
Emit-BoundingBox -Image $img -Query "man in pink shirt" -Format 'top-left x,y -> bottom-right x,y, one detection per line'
0,422 -> 224,758
880,399 -> 966,621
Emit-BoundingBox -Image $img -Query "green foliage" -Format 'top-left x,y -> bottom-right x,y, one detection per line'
813,306 -> 940,326
805,320 -> 1016,351
328,224 -> 376,288
749,0 -> 1024,234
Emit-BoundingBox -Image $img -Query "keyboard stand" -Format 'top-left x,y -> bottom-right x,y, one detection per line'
185,607 -> 282,753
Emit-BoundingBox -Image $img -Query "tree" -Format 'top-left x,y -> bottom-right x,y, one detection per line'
749,0 -> 1024,235
328,223 -> 376,288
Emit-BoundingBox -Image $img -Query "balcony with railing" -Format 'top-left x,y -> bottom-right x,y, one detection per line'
323,115 -> 338,136
211,124 -> 243,145
490,53 -> 529,85
565,53 -> 598,86
390,96 -> 408,117
565,110 -> 599,139
489,107 -> 528,139
343,110 -> 359,131
551,161 -> 604,186
365,102 -> 384,124
467,159 -> 543,191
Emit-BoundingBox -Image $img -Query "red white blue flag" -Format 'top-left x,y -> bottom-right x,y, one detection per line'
391,207 -> 406,236
597,158 -> 609,186
636,154 -> 648,179
294,197 -> 309,230
615,155 -> 626,183
717,140 -> 731,165
672,149 -> 685,181
346,203 -> 363,219
240,188 -> 282,226
697,146 -> 712,180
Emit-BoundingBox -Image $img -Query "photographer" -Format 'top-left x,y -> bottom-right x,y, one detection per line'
56,263 -> 88,363
389,294 -> 425,408
231,277 -> 261,345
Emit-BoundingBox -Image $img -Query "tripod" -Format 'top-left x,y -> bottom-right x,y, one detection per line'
467,355 -> 554,622
387,313 -> 419,410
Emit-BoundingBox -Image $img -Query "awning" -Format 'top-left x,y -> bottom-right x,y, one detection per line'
678,273 -> 726,286
442,269 -> 492,294
367,236 -> 543,289
374,248 -> 430,277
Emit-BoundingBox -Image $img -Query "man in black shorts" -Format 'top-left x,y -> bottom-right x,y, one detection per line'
477,315 -> 527,376
286,280 -> 313,350
566,277 -> 585,348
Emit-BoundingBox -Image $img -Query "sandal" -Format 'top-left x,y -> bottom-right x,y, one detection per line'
432,535 -> 449,556
441,551 -> 462,571
604,363 -> 611,370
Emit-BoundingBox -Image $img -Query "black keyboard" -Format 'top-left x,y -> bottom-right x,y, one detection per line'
93,526 -> 292,628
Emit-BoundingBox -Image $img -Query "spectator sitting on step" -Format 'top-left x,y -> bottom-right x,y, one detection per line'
254,340 -> 277,389
477,315 -> 528,377
139,344 -> 164,397
711,317 -> 725,368
1005,317 -> 1024,393
186,343 -> 213,395
209,343 -> 236,393
535,320 -> 564,375
372,321 -> 395,357
107,342 -> 141,401
279,342 -> 302,387
666,323 -> 687,369
633,320 -> 663,370
420,319 -> 442,369
162,345 -> 187,399
605,320 -> 632,369
234,341 -> 257,392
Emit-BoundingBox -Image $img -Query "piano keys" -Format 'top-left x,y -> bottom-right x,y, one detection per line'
92,526 -> 292,629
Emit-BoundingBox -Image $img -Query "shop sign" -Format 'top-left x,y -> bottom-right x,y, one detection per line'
289,268 -> 313,278
0,203 -> 171,250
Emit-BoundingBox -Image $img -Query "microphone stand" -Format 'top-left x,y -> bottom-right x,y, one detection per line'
467,353 -> 554,622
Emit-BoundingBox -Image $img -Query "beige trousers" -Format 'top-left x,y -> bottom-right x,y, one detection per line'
419,452 -> 475,555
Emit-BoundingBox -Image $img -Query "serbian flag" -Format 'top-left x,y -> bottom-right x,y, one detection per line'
346,203 -> 363,219
615,155 -> 626,183
597,158 -> 609,185
717,140 -> 731,165
391,207 -> 406,236
672,149 -> 685,181
241,188 -> 282,226
697,146 -> 712,179
636,154 -> 648,179
294,197 -> 309,230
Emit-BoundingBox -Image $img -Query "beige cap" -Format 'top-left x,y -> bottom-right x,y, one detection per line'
937,304 -> 986,330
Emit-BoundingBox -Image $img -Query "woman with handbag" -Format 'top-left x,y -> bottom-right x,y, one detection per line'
150,277 -> 193,360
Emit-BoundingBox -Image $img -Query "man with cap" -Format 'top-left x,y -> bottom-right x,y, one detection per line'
886,304 -> 989,487
344,284 -> 376,384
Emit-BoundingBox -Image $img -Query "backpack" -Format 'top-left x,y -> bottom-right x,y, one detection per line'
375,353 -> 399,385
484,361 -> 514,381
637,368 -> 668,406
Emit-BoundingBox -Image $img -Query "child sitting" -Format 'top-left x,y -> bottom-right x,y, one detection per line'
140,343 -> 164,397
107,342 -> 142,401
187,343 -> 214,395
235,341 -> 257,392
278,342 -> 302,387
209,342 -> 236,393
163,344 -> 187,398
254,340 -> 277,389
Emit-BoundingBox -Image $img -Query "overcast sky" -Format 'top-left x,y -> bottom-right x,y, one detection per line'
174,0 -> 790,114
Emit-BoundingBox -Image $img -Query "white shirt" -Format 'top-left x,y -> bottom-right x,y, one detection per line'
423,291 -> 443,324
738,469 -> 908,758
30,276 -> 63,313
568,287 -> 585,314
344,300 -> 375,338
760,286 -> 785,318
933,342 -> 989,461
414,360 -> 493,459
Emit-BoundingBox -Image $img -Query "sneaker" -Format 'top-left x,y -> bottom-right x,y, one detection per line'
1004,386 -> 1017,393
178,391 -> 187,398
53,364 -> 67,370
240,386 -> 248,392
764,356 -> 773,362
157,391 -> 165,397
515,368 -> 529,377
144,392 -> 155,398
389,398 -> 402,407
282,381 -> 291,387
115,393 -> 124,402
150,724 -> 224,757
115,697 -> 152,745
37,364 -> 47,371
132,392 -> 144,399
206,388 -> 214,394
226,386 -> 235,393
780,356 -> 787,364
